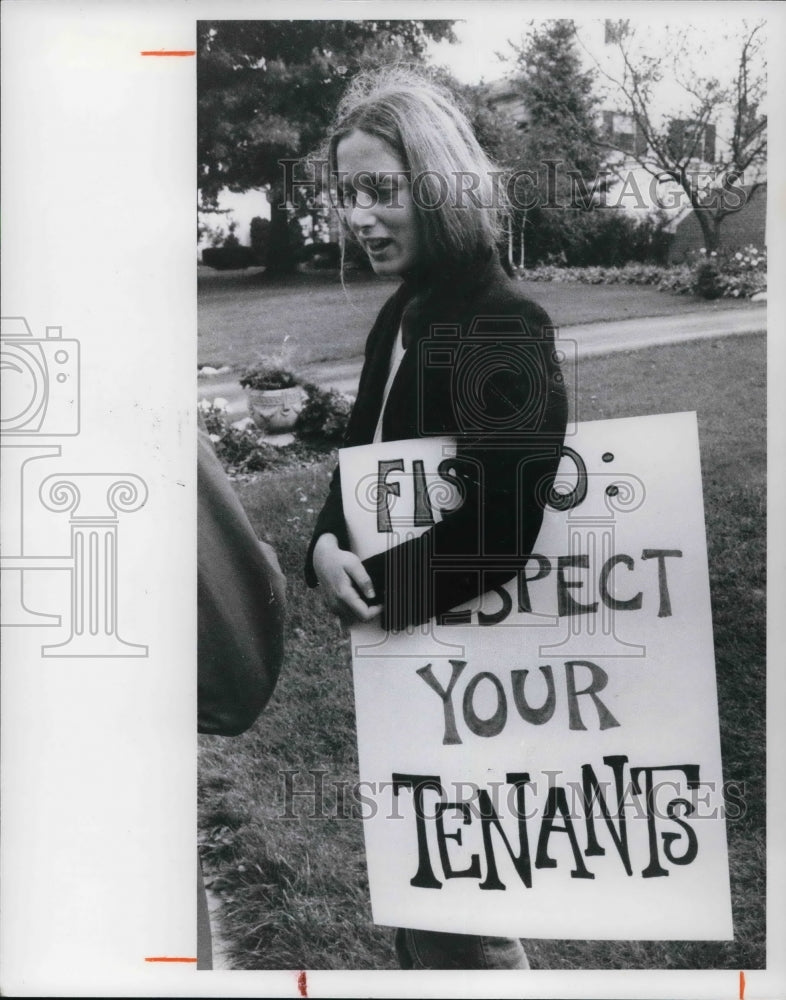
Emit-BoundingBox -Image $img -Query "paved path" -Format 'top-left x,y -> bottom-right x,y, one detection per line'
198,304 -> 766,418
564,304 -> 766,358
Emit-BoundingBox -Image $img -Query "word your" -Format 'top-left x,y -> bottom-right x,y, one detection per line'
393,757 -> 701,890
417,659 -> 620,745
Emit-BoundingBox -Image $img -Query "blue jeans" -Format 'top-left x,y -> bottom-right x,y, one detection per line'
394,928 -> 530,970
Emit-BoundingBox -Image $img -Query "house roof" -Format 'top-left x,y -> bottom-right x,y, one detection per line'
483,78 -> 530,126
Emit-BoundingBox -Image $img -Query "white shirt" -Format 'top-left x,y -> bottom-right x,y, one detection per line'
372,325 -> 406,443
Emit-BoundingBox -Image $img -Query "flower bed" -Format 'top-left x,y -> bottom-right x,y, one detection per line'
517,245 -> 766,300
694,246 -> 767,299
200,399 -> 283,474
199,384 -> 354,477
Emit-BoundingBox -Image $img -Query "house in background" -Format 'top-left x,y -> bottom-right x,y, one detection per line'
601,110 -> 648,161
666,183 -> 767,262
487,78 -> 766,262
597,109 -> 766,257
484,78 -> 531,130
484,79 -> 683,222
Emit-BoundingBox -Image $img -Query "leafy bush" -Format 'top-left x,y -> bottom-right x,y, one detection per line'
569,210 -> 673,267
201,221 -> 258,270
519,261 -> 694,293
199,397 -> 341,478
516,207 -> 673,268
294,383 -> 354,444
693,245 -> 767,299
653,266 -> 695,295
199,400 -> 281,474
694,259 -> 723,300
239,363 -> 299,391
201,244 -> 258,270
518,245 -> 766,299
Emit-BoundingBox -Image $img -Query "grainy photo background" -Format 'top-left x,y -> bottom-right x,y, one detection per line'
195,12 -> 766,974
0,2 -> 780,998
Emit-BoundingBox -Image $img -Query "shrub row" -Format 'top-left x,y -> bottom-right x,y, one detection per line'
518,245 -> 766,299
516,208 -> 673,269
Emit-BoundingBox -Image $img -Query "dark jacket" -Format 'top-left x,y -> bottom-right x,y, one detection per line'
198,423 -> 286,735
305,250 -> 568,630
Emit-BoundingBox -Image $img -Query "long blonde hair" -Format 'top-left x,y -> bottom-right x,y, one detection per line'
327,68 -> 505,275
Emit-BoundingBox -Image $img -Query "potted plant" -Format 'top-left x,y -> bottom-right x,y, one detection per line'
239,362 -> 307,433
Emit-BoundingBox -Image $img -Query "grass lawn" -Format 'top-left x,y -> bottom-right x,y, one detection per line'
198,332 -> 766,971
197,265 -> 760,371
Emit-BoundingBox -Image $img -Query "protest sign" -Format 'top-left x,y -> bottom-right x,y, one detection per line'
341,411 -> 733,939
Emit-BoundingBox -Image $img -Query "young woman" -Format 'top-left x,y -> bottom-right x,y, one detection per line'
305,70 -> 569,970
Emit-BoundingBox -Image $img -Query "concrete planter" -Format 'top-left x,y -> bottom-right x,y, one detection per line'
248,385 -> 307,432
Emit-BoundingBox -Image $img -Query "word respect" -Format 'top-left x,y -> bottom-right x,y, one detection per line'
441,548 -> 684,627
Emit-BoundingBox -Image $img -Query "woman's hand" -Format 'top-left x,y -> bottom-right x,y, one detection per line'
312,533 -> 383,624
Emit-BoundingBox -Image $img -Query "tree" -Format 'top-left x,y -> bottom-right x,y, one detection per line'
504,20 -> 609,265
510,19 -> 603,174
197,20 -> 455,271
586,19 -> 767,253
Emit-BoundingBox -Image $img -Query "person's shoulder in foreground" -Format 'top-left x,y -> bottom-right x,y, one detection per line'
197,422 -> 286,737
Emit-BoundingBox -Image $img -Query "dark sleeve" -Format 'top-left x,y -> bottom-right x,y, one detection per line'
304,463 -> 350,587
198,424 -> 286,736
362,306 -> 568,631
304,287 -> 405,587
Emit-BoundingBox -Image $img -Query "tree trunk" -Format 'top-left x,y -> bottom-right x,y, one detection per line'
264,183 -> 302,274
687,197 -> 722,255
519,220 -> 525,269
507,216 -> 514,271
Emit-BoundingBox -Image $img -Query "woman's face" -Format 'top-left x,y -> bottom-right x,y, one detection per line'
335,129 -> 420,277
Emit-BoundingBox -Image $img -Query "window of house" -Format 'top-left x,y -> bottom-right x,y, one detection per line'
667,120 -> 716,163
613,113 -> 635,153
603,110 -> 642,155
